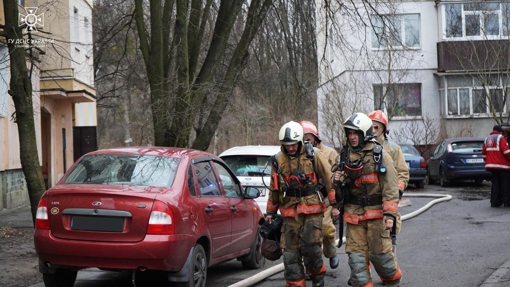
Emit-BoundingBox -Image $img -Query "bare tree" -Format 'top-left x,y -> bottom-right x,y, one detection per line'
0,0 -> 46,223
316,1 -> 427,147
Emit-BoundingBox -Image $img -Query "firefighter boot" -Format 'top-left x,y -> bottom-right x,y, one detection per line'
312,278 -> 325,287
329,254 -> 339,269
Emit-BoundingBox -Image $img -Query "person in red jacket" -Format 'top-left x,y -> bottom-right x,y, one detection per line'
482,125 -> 510,207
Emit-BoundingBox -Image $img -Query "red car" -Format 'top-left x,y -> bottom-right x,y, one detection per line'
34,147 -> 264,287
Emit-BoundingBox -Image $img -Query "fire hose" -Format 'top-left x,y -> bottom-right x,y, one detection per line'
227,192 -> 452,287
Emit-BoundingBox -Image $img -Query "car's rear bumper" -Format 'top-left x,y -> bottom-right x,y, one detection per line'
34,229 -> 195,272
446,169 -> 491,180
409,169 -> 427,181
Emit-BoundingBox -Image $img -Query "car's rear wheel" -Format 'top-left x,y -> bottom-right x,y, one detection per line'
241,226 -> 263,270
426,169 -> 435,185
175,244 -> 207,287
42,268 -> 77,287
440,169 -> 451,187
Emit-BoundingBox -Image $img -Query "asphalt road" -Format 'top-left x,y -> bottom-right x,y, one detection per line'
28,181 -> 510,287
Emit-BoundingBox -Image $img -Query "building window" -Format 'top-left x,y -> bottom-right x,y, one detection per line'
84,18 -> 89,45
73,7 -> 80,44
371,14 -> 420,49
443,75 -> 510,116
373,83 -> 422,117
0,45 -> 7,117
444,2 -> 510,39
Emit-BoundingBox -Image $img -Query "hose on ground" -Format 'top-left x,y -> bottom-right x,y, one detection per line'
227,193 -> 452,287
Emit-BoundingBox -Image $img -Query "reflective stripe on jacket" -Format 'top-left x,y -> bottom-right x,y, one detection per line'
341,141 -> 399,224
482,132 -> 510,170
266,144 -> 336,217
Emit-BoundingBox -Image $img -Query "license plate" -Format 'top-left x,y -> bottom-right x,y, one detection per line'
406,162 -> 410,168
71,216 -> 124,232
466,158 -> 484,163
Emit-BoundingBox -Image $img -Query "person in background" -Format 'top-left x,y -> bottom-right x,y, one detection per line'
300,120 -> 339,269
501,122 -> 510,142
333,113 -> 402,287
482,125 -> 510,207
266,121 -> 340,287
368,110 -> 409,194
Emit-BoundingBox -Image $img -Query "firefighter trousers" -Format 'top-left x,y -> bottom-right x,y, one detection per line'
281,213 -> 326,286
345,219 -> 402,287
322,204 -> 337,258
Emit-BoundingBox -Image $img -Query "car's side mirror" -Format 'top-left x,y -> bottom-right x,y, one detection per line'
244,186 -> 261,199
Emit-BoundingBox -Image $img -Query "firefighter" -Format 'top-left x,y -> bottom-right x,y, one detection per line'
266,121 -> 340,287
334,113 -> 402,287
300,120 -> 339,269
368,110 -> 408,264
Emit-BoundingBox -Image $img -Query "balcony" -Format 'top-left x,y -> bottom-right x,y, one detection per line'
437,40 -> 510,72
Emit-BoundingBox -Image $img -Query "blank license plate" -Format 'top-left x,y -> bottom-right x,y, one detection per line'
71,216 -> 124,232
466,158 -> 484,163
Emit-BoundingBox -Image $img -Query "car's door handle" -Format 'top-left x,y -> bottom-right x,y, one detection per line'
230,206 -> 237,212
205,207 -> 213,213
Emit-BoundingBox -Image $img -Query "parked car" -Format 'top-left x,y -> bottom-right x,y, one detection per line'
398,143 -> 427,188
427,137 -> 491,187
34,147 -> 265,287
219,145 -> 281,214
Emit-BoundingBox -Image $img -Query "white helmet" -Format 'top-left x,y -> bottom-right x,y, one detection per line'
279,121 -> 304,145
343,113 -> 373,141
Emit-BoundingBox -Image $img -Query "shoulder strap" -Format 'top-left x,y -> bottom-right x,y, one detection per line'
372,142 -> 387,174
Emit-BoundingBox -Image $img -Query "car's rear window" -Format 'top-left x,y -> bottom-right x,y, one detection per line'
399,144 -> 420,156
63,154 -> 181,187
451,141 -> 483,152
221,155 -> 271,176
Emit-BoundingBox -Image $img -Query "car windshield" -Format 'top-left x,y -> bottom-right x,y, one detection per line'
399,144 -> 420,156
221,155 -> 271,176
450,141 -> 483,152
62,154 -> 181,187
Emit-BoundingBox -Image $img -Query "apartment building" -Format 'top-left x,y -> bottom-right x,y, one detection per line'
0,0 -> 96,209
316,0 -> 510,146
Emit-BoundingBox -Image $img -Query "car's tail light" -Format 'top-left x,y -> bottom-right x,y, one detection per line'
147,200 -> 175,235
420,159 -> 426,168
35,196 -> 50,230
447,143 -> 453,153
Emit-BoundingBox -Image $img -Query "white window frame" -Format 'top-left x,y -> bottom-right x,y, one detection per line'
371,13 -> 421,50
442,75 -> 510,117
443,2 -> 510,40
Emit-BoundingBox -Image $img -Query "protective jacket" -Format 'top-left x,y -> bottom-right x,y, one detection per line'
375,134 -> 409,191
340,140 -> 399,225
317,142 -> 338,165
482,131 -> 510,170
267,144 -> 337,217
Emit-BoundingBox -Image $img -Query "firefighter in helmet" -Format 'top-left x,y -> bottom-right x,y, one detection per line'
300,120 -> 340,269
266,121 -> 340,287
334,113 -> 402,287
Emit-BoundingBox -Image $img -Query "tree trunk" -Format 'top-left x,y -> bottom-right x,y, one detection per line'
2,0 -> 46,225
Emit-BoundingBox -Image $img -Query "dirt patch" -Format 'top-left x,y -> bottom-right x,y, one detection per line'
0,227 -> 42,287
